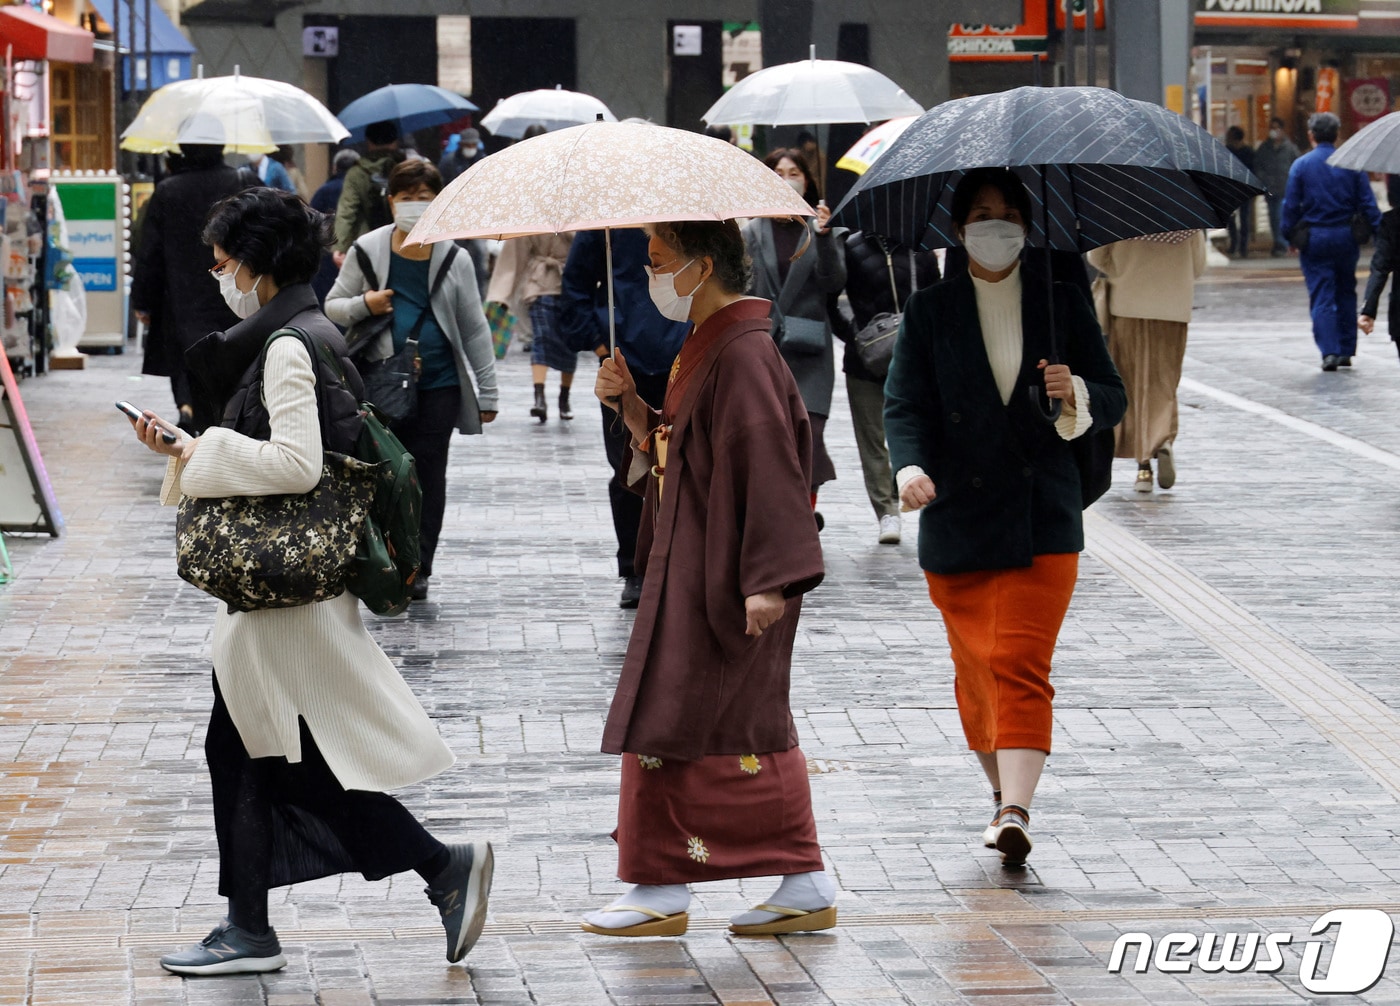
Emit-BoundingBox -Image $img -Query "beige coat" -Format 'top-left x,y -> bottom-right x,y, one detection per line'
1087,232 -> 1208,324
160,337 -> 454,792
486,232 -> 575,307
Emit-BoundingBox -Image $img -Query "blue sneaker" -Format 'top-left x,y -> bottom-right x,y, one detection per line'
159,920 -> 286,976
425,841 -> 494,963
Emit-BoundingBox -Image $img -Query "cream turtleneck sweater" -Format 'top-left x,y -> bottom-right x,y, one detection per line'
895,265 -> 1091,497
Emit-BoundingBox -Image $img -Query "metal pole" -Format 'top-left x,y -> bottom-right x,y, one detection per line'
1063,1 -> 1077,86
143,0 -> 151,100
1086,0 -> 1097,86
605,226 -> 616,356
1033,52 -> 1042,88
112,0 -> 120,94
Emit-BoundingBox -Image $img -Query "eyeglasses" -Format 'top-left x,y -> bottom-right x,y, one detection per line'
208,257 -> 232,277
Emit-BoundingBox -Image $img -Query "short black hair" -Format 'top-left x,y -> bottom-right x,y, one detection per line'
387,158 -> 443,197
521,123 -> 548,140
950,167 -> 1032,229
202,187 -> 330,287
648,219 -> 752,295
1270,117 -> 1286,130
1308,112 -> 1340,144
365,119 -> 399,146
1225,125 -> 1245,144
705,123 -> 732,143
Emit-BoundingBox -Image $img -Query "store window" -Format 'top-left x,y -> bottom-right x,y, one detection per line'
50,62 -> 112,171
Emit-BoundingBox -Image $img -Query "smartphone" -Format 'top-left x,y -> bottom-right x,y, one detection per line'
115,401 -> 179,445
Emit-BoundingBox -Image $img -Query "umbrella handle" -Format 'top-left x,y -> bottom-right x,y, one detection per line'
1029,385 -> 1062,423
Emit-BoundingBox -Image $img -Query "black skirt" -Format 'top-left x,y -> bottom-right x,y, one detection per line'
207,673 -> 439,897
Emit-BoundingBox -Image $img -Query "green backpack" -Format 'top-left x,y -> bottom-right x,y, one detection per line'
279,326 -> 423,616
344,402 -> 423,617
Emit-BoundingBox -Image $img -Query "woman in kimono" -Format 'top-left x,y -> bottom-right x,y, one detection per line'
885,168 -> 1125,866
585,219 -> 835,937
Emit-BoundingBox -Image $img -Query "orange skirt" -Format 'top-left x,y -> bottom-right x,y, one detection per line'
613,747 -> 823,885
924,553 -> 1078,754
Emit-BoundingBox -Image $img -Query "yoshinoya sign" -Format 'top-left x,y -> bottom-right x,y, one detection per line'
1195,0 -> 1359,30
949,0 -> 1048,61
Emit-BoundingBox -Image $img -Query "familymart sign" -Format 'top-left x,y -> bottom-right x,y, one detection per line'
1196,0 -> 1359,29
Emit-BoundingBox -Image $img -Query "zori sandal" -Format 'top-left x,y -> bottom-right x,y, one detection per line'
580,906 -> 689,937
728,903 -> 837,936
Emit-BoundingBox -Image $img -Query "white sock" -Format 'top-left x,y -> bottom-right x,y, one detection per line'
583,884 -> 690,929
729,871 -> 836,926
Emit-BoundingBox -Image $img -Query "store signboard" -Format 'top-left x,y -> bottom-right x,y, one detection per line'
1195,0 -> 1359,31
949,0 -> 1048,61
1347,78 -> 1391,127
55,181 -> 117,292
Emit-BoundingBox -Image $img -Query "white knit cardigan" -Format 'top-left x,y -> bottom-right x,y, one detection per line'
161,337 -> 454,792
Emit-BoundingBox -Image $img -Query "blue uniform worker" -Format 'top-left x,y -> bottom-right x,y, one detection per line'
1281,112 -> 1382,370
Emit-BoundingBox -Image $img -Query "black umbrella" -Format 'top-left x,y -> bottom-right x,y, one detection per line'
830,85 -> 1263,253
830,86 -> 1263,421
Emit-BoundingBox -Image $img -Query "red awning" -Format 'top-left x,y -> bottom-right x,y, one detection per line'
0,6 -> 94,64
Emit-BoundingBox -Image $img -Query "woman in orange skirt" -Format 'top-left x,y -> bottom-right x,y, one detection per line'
883,168 -> 1126,865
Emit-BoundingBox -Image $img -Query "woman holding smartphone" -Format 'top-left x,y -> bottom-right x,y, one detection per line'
125,187 -> 492,977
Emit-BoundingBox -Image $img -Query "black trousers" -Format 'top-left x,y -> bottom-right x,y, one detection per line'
393,384 -> 462,579
207,675 -> 441,929
601,368 -> 670,577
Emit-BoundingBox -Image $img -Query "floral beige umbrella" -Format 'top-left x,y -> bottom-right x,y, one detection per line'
407,119 -> 813,351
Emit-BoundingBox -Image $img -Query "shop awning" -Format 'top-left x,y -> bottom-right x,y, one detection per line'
87,0 -> 196,56
0,6 -> 94,64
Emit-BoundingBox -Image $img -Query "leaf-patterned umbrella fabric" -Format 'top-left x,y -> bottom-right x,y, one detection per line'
406,120 -> 814,244
831,86 -> 1264,252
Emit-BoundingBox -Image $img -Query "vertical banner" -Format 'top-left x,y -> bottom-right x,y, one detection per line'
52,174 -> 128,350
1316,66 -> 1340,114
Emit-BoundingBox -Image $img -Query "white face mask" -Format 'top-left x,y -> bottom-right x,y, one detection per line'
786,176 -> 807,196
1270,129 -> 1283,141
217,262 -> 262,319
393,200 -> 431,234
645,259 -> 703,322
961,219 -> 1026,273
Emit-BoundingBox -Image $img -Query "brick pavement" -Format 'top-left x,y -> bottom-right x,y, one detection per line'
4,262 -> 1400,1003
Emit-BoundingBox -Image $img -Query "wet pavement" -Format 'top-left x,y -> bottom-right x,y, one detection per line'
5,257 -> 1400,1004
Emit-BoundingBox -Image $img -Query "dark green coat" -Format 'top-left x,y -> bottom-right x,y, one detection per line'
884,267 -> 1126,575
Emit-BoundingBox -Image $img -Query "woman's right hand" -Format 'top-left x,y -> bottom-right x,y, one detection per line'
365,289 -> 394,316
900,475 -> 936,512
1360,314 -> 1376,334
595,349 -> 637,413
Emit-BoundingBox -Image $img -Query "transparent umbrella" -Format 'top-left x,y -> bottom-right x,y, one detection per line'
479,86 -> 616,139
1328,112 -> 1400,174
121,68 -> 348,155
702,46 -> 923,127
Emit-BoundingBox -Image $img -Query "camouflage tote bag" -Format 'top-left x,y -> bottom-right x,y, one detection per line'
175,451 -> 385,612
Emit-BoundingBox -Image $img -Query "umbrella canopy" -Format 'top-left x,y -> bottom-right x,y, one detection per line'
702,46 -> 922,127
835,116 -> 916,176
406,119 -> 812,243
831,86 -> 1264,252
0,5 -> 93,63
1327,112 -> 1400,174
337,84 -> 478,143
478,87 -> 616,139
121,71 -> 348,155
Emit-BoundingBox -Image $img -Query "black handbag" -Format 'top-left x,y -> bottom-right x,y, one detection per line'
175,330 -> 386,612
854,246 -> 918,379
354,244 -> 458,424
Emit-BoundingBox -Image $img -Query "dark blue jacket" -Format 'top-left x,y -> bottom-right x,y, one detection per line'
1282,143 -> 1382,237
558,228 -> 689,378
310,174 -> 344,216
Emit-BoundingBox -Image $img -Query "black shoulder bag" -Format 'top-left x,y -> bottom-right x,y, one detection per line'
854,245 -> 918,379
358,244 -> 459,424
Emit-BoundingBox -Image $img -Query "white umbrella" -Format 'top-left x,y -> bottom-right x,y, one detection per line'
702,46 -> 923,127
407,120 -> 813,351
121,68 -> 349,155
835,116 -> 917,175
479,86 -> 617,139
1328,112 -> 1400,174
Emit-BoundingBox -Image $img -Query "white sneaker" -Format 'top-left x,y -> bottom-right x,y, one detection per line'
878,514 -> 901,544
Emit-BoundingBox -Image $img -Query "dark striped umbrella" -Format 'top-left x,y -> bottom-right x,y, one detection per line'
830,86 -> 1263,251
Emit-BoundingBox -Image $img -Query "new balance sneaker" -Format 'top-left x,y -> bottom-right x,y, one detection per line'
159,920 -> 286,976
878,514 -> 901,544
426,841 -> 494,963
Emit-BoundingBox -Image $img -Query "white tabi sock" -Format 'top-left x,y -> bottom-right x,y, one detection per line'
729,870 -> 836,926
583,884 -> 690,929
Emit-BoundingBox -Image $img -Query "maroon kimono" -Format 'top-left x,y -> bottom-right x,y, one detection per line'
602,298 -> 827,885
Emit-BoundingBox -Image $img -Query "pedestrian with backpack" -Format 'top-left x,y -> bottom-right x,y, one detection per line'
326,159 -> 498,601
122,187 -> 492,976
332,119 -> 404,267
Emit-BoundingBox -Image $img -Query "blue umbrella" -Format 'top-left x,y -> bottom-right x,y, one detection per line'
831,85 -> 1263,252
337,84 -> 478,143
